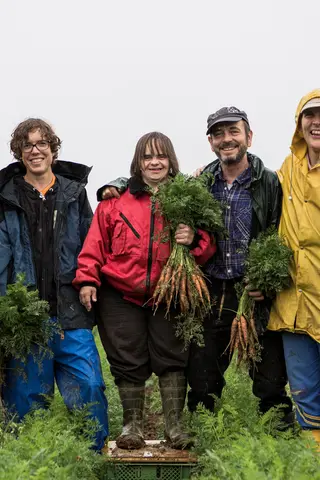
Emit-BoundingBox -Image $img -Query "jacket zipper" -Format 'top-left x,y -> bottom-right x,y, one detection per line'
120,212 -> 140,239
145,199 -> 155,298
40,195 -> 48,304
51,182 -> 83,320
53,203 -> 66,318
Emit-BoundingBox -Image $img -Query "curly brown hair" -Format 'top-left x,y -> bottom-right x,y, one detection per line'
10,118 -> 62,162
130,132 -> 180,179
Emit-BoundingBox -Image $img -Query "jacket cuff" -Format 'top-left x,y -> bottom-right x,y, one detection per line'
188,231 -> 201,250
77,282 -> 99,290
96,177 -> 129,201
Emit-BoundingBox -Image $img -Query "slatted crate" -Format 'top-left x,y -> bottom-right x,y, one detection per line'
103,440 -> 197,480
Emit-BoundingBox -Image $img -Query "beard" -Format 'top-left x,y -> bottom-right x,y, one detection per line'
214,143 -> 248,165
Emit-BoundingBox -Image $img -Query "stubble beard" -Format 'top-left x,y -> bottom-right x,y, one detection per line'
215,144 -> 248,165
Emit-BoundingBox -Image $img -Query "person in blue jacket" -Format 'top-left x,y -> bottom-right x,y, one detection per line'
0,118 -> 108,451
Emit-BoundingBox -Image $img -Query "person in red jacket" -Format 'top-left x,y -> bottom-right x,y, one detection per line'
73,131 -> 215,450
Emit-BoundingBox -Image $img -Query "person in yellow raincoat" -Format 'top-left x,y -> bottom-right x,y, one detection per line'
269,89 -> 320,446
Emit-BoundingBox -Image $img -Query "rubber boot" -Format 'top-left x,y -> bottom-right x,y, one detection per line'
116,381 -> 145,449
159,371 -> 194,449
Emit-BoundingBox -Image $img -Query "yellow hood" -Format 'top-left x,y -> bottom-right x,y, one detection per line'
291,89 -> 320,161
269,88 -> 320,343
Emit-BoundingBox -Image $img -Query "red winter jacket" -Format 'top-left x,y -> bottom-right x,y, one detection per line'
73,180 -> 216,306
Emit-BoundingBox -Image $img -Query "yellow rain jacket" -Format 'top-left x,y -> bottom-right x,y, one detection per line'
268,89 -> 320,342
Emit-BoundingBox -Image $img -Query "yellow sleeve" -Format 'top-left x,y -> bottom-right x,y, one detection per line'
276,154 -> 291,184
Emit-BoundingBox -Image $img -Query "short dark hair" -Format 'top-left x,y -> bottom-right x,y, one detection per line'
130,132 -> 180,179
10,118 -> 62,161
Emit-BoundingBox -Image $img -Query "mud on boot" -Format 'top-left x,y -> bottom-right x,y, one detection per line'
165,423 -> 194,450
159,371 -> 194,450
116,381 -> 146,450
116,423 -> 145,449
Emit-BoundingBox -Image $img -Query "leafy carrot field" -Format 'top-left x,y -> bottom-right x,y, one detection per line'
0,332 -> 319,479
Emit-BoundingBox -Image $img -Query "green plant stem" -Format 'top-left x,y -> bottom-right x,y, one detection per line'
237,289 -> 254,319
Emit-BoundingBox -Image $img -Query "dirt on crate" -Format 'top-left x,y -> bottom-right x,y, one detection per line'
105,440 -> 197,463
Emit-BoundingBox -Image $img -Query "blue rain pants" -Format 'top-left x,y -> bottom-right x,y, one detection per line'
2,321 -> 109,450
283,331 -> 320,429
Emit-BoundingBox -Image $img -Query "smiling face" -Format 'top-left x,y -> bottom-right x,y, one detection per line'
140,140 -> 170,187
21,129 -> 54,177
208,120 -> 252,165
301,106 -> 320,157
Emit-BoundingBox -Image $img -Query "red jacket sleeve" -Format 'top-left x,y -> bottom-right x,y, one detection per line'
73,202 -> 110,289
190,229 -> 216,266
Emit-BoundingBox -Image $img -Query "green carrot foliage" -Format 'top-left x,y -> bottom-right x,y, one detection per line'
230,228 -> 293,365
245,227 -> 293,297
151,173 -> 224,347
154,173 -> 224,234
0,274 -> 57,379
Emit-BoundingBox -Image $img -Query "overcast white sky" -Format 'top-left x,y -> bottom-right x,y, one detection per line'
0,0 -> 319,206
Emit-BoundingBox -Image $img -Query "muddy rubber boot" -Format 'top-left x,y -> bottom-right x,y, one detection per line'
159,371 -> 194,449
116,381 -> 146,449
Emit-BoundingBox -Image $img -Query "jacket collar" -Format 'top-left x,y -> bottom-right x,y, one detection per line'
53,160 -> 92,185
204,152 -> 266,184
128,176 -> 149,196
0,160 -> 92,192
0,160 -> 91,207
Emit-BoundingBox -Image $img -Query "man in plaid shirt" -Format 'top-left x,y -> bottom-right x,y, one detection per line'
187,107 -> 294,427
208,163 -> 252,280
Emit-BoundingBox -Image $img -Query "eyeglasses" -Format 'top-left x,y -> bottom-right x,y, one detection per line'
22,140 -> 51,153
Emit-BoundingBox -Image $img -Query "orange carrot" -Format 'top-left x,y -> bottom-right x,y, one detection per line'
179,292 -> 189,313
249,314 -> 259,343
238,319 -> 246,352
228,317 -> 237,352
233,327 -> 240,352
174,265 -> 183,303
179,270 -> 189,313
240,316 -> 248,346
163,265 -> 173,287
166,268 -> 177,313
155,265 -> 173,307
186,276 -> 196,311
165,288 -> 171,305
197,276 -> 211,305
153,266 -> 167,299
191,274 -> 204,305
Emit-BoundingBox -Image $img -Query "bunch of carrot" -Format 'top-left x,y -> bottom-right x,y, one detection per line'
228,227 -> 293,366
229,291 -> 260,365
151,173 -> 224,346
153,242 -> 211,317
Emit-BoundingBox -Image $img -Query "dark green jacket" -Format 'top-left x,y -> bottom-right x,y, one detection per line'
202,152 -> 282,333
202,152 -> 282,240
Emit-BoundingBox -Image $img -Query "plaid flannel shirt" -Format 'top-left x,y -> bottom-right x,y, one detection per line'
205,164 -> 252,280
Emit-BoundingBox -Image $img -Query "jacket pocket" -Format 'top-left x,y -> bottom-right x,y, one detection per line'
119,213 -> 140,239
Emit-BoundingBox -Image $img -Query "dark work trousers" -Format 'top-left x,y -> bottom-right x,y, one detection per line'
98,283 -> 189,385
187,278 -> 293,415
